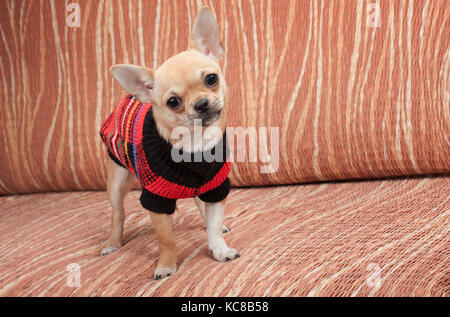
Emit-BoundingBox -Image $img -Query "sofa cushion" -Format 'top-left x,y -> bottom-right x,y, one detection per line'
0,1 -> 449,194
0,176 -> 448,296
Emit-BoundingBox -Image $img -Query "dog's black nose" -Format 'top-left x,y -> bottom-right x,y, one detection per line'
194,99 -> 209,114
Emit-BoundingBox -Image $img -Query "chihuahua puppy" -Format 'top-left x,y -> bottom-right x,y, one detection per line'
99,7 -> 239,280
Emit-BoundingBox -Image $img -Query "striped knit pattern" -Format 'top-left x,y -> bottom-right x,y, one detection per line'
0,176 -> 448,296
100,95 -> 231,200
100,95 -> 145,174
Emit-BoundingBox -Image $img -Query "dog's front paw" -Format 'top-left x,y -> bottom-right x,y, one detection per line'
153,266 -> 177,280
210,247 -> 240,262
222,224 -> 231,233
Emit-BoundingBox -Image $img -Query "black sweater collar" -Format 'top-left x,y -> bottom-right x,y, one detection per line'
141,108 -> 228,187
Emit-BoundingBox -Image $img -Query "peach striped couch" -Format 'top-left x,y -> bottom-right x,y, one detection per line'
0,0 -> 448,296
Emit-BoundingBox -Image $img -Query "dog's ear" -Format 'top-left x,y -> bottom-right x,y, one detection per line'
189,7 -> 224,60
110,64 -> 154,103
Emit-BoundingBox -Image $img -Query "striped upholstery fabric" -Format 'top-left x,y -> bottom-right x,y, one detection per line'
0,177 -> 448,296
0,0 -> 449,194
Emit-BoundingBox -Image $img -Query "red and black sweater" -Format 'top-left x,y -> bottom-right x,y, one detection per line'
100,95 -> 231,214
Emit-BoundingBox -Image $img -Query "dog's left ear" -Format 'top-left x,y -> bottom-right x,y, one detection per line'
110,64 -> 154,103
189,7 -> 224,60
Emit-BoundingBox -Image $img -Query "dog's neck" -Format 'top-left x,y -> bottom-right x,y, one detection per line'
152,110 -> 226,153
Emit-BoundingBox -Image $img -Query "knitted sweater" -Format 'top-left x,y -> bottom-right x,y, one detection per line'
100,95 -> 231,214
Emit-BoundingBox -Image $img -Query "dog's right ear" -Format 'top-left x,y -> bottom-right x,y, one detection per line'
110,64 -> 154,103
189,7 -> 224,60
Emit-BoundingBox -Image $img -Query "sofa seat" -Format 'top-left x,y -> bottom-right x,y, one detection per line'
0,176 -> 448,297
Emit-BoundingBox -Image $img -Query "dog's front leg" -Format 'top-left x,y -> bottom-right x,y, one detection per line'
149,212 -> 177,279
194,197 -> 230,233
205,200 -> 240,262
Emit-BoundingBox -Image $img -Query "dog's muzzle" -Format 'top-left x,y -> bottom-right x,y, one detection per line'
192,98 -> 222,126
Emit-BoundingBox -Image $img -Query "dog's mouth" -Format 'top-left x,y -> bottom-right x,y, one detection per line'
201,110 -> 222,126
189,110 -> 222,126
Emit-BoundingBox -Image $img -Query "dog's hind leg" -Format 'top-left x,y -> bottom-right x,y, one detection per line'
101,159 -> 136,256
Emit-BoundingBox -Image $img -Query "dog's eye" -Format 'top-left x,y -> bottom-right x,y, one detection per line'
167,96 -> 182,109
205,73 -> 219,87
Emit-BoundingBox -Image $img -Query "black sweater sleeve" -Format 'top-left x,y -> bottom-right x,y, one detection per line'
140,188 -> 177,214
198,178 -> 230,203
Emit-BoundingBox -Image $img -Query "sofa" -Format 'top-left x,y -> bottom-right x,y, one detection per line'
0,0 -> 448,296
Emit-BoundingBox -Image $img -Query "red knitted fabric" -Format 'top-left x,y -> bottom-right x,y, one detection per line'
100,95 -> 231,200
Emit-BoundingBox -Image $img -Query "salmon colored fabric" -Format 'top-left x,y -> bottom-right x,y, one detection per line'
0,0 -> 449,194
0,177 -> 448,296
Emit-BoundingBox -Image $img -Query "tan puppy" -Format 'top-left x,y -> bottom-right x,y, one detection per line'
100,7 -> 239,280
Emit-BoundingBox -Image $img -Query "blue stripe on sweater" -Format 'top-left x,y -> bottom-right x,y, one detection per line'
133,100 -> 142,180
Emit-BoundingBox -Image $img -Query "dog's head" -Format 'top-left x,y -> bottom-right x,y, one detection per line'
110,7 -> 226,141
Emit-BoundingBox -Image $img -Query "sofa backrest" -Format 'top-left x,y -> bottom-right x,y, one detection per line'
0,0 -> 448,195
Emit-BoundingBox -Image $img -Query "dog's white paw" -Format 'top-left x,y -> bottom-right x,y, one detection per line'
153,266 -> 177,280
210,247 -> 240,262
222,224 -> 231,234
100,246 -> 119,256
